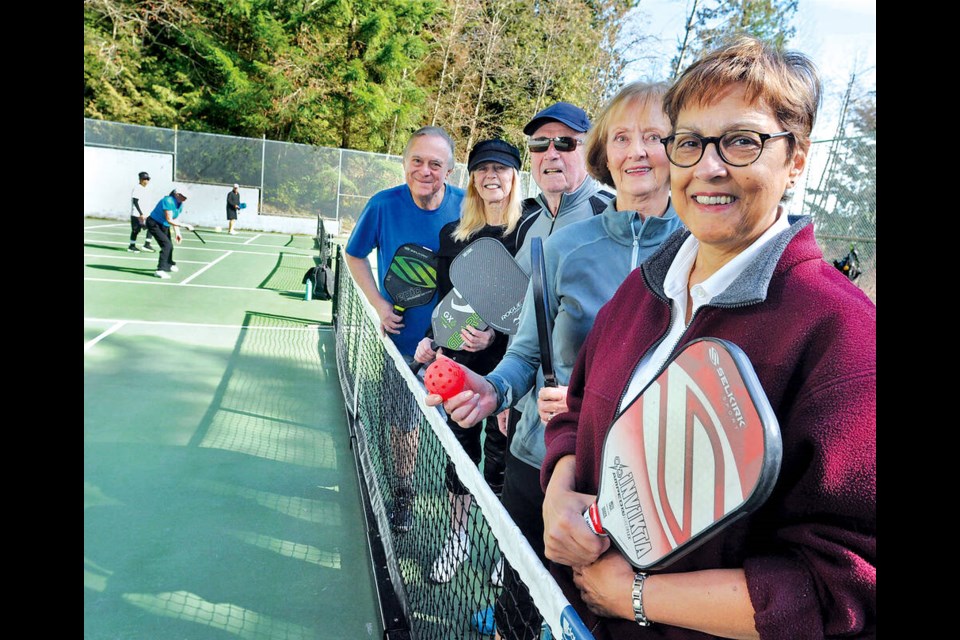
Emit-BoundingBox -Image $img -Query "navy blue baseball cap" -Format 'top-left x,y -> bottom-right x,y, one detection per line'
468,139 -> 522,172
523,102 -> 591,135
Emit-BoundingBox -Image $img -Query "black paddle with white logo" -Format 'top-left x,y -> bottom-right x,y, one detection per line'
530,237 -> 556,387
449,237 -> 529,335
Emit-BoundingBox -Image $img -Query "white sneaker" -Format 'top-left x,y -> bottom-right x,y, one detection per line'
155,270 -> 171,279
429,530 -> 470,583
490,556 -> 504,588
229,229 -> 237,235
169,265 -> 179,272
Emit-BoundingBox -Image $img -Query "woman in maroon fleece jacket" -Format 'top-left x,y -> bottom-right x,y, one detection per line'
540,37 -> 876,639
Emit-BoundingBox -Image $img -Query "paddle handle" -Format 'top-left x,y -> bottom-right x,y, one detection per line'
583,502 -> 608,537
410,340 -> 438,375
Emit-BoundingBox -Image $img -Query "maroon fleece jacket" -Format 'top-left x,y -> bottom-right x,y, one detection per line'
542,221 -> 876,639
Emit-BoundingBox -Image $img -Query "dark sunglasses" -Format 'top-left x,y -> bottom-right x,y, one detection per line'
528,136 -> 583,153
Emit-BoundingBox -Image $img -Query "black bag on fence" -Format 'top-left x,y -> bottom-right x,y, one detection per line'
832,246 -> 861,282
303,265 -> 334,300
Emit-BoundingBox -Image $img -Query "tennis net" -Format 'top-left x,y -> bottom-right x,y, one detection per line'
331,245 -> 595,639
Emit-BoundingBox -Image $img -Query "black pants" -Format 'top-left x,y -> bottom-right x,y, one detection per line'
444,414 -> 507,496
494,449 -> 547,640
129,216 -> 148,245
145,218 -> 176,271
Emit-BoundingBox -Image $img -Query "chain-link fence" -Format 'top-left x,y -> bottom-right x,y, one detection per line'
84,118 -> 876,301
83,118 -> 540,232
793,136 -> 876,302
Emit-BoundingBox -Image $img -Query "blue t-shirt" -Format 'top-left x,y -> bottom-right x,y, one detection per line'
345,183 -> 464,356
149,195 -> 182,226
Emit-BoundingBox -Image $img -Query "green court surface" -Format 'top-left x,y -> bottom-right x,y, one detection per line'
84,218 -> 382,640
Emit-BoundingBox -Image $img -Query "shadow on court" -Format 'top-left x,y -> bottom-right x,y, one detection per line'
85,242 -> 136,252
259,252 -> 320,293
85,311 -> 379,640
86,264 -> 158,277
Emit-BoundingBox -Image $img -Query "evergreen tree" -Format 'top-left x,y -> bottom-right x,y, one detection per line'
670,0 -> 798,78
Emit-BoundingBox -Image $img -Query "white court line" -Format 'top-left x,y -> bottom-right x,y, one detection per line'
85,223 -> 127,230
85,320 -> 127,353
83,277 -> 310,293
86,317 -> 331,331
84,254 -> 208,264
243,234 -> 262,245
181,251 -> 232,285
83,241 -> 314,258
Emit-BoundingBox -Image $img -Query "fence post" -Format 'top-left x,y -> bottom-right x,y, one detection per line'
336,148 -> 343,225
173,124 -> 178,181
261,133 -> 267,215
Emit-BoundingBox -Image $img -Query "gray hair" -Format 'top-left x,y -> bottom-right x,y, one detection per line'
403,126 -> 456,169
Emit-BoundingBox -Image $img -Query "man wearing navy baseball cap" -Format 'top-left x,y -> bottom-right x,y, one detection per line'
512,102 -> 613,271
480,101 -> 613,639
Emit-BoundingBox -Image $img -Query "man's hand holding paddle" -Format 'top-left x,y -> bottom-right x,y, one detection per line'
537,385 -> 569,425
374,298 -> 404,336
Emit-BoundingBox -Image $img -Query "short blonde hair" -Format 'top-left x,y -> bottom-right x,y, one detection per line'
453,168 -> 523,243
663,36 -> 821,154
585,81 -> 671,188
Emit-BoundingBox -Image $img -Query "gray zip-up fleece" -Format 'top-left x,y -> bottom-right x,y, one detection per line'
512,177 -> 612,274
488,199 -> 684,469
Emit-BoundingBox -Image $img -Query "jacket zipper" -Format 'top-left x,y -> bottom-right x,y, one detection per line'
547,191 -> 565,237
614,279 -> 761,413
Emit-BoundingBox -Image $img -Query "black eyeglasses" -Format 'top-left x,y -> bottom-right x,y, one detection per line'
661,130 -> 793,167
528,136 -> 584,153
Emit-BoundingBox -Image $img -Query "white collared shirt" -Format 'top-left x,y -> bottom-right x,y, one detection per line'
618,211 -> 790,412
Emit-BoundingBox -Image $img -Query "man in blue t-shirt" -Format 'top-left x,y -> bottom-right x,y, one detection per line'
345,126 -> 464,357
145,185 -> 194,279
344,125 -> 464,533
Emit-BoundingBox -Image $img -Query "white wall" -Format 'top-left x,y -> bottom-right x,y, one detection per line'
84,146 -> 338,236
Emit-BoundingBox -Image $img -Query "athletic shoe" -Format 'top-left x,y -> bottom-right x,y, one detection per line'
472,606 -> 496,636
429,529 -> 471,583
169,265 -> 179,272
229,229 -> 237,235
490,556 -> 504,588
142,244 -> 155,252
128,245 -> 141,253
155,270 -> 171,279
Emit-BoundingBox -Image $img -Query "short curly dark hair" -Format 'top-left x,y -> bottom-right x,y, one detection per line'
663,36 -> 821,155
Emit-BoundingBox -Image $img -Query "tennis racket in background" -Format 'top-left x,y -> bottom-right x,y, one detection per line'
529,237 -> 556,388
582,337 -> 782,570
449,236 -> 528,335
382,243 -> 439,317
